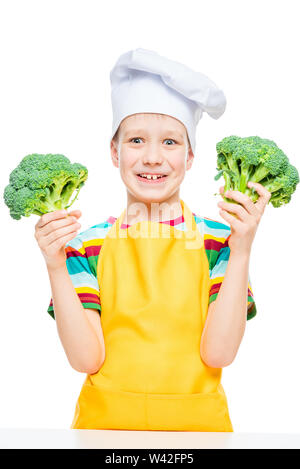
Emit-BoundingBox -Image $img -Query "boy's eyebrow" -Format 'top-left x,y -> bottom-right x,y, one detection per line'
124,129 -> 146,137
124,129 -> 184,138
162,130 -> 184,139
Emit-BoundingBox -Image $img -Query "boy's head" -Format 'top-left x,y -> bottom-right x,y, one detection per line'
109,48 -> 227,205
110,112 -> 194,204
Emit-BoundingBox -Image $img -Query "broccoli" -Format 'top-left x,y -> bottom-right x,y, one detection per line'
3,153 -> 88,220
214,135 -> 299,207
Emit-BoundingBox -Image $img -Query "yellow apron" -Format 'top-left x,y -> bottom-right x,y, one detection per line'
71,199 -> 233,432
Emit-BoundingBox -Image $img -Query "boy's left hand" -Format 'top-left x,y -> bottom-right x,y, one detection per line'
217,182 -> 271,256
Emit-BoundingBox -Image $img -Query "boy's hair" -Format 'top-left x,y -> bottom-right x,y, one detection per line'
112,113 -> 191,150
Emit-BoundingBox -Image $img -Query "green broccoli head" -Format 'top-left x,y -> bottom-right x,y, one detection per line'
3,153 -> 88,220
214,135 -> 299,207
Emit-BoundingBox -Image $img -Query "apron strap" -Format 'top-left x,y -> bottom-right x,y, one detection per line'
108,199 -> 200,246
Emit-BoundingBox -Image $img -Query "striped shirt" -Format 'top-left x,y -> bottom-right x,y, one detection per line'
47,212 -> 256,320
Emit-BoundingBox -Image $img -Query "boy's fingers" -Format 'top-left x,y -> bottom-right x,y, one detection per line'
36,210 -> 68,229
36,210 -> 81,230
247,182 -> 271,212
219,186 -> 225,194
66,210 -> 81,218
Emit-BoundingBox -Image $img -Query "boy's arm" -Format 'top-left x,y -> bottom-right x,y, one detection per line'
200,251 -> 249,368
200,181 -> 271,368
47,263 -> 105,374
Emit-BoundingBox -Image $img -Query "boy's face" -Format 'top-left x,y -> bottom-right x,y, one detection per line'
110,113 -> 194,204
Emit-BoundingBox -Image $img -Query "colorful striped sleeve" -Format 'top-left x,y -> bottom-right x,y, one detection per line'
47,224 -> 108,320
203,218 -> 257,321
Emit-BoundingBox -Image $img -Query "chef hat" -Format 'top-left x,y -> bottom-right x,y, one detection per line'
110,48 -> 226,154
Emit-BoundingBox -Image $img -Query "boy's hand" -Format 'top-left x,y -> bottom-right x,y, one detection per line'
34,209 -> 81,270
217,182 -> 271,256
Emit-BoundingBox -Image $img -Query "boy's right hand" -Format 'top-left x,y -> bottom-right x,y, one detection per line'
34,209 -> 82,270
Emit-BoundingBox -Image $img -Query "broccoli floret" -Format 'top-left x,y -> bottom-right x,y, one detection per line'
3,153 -> 88,220
215,136 -> 242,191
261,164 -> 299,207
214,135 -> 299,207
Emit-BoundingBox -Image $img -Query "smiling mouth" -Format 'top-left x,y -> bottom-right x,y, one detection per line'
136,173 -> 168,183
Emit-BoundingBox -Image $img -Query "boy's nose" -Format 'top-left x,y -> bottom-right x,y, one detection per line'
142,144 -> 164,164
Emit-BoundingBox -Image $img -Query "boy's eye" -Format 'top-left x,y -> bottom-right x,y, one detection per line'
130,138 -> 176,145
131,138 -> 142,144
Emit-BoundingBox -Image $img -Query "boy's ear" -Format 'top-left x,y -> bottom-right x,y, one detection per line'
110,139 -> 119,168
186,146 -> 194,170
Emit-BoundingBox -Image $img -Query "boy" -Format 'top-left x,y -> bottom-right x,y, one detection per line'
36,49 -> 271,431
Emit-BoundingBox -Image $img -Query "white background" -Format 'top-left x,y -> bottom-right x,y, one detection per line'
0,0 -> 299,433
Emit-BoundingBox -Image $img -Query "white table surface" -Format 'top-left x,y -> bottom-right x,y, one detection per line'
0,429 -> 300,449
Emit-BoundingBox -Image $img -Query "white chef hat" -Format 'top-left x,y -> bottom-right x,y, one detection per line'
110,48 -> 226,154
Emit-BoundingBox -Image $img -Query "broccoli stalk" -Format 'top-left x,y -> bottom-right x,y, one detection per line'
3,154 -> 88,220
